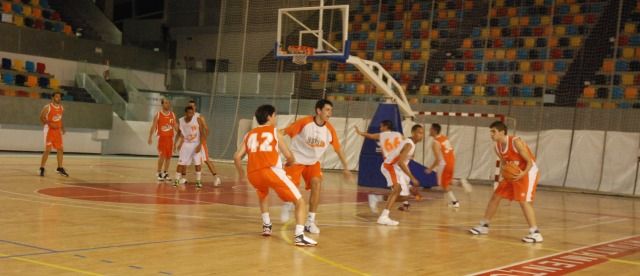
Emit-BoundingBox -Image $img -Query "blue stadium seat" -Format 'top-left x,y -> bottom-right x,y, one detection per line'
38,77 -> 50,88
616,60 -> 629,71
486,86 -> 496,96
510,87 -> 520,97
521,86 -> 533,97
1,58 -> 11,70
25,61 -> 35,73
612,87 -> 624,99
2,72 -> 15,85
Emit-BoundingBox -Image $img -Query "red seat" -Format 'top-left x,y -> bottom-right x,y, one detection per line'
497,86 -> 508,97
36,62 -> 45,74
531,61 -> 543,71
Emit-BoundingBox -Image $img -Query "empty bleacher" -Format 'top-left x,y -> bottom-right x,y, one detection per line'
583,1 -> 640,109
0,56 -> 94,103
0,0 -> 73,35
304,0 -> 638,109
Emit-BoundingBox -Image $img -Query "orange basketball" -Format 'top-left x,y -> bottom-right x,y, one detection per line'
501,162 -> 522,181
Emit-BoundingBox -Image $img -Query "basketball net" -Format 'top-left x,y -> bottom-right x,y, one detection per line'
287,45 -> 315,65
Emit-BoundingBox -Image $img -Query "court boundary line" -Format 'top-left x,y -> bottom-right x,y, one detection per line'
466,234 -> 640,275
0,252 -> 103,275
279,221 -> 370,276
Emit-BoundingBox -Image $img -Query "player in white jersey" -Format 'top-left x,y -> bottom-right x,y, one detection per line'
355,120 -> 403,158
355,120 -> 417,212
374,124 -> 424,226
173,106 -> 205,188
279,99 -> 353,234
184,100 -> 222,187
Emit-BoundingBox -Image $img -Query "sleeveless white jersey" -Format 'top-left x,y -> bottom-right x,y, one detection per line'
379,131 -> 404,158
179,116 -> 200,143
383,138 -> 415,165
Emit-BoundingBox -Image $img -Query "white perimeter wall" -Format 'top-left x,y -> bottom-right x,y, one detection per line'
2,114 -> 638,195
236,115 -> 640,196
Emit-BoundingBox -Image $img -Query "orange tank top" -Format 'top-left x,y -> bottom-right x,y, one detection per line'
496,136 -> 535,170
46,103 -> 63,129
435,135 -> 455,165
244,125 -> 282,173
156,111 -> 176,137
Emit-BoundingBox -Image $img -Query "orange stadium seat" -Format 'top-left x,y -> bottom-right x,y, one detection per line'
583,86 -> 596,98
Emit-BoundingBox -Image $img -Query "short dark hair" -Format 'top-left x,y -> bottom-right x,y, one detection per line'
188,100 -> 196,104
255,104 -> 276,125
380,120 -> 394,131
411,124 -> 423,133
185,106 -> 194,112
52,91 -> 63,97
490,121 -> 507,134
315,99 -> 333,112
431,123 -> 442,134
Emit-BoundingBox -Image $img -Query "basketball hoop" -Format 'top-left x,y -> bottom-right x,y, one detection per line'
287,45 -> 315,65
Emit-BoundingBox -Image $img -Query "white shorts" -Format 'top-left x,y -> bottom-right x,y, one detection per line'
380,163 -> 410,196
178,142 -> 203,166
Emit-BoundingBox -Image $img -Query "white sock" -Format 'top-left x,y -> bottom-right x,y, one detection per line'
529,226 -> 539,233
295,224 -> 304,236
307,212 -> 316,223
175,172 -> 182,180
402,201 -> 409,205
196,171 -> 202,181
480,219 -> 489,227
381,209 -> 390,217
261,212 -> 271,225
447,191 -> 458,202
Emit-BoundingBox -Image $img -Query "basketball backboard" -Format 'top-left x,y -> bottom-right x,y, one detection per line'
275,1 -> 350,63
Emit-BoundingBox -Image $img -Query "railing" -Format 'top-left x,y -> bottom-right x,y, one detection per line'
77,62 -> 131,119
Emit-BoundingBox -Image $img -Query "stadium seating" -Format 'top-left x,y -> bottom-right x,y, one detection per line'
306,0 -> 640,109
584,2 -> 640,109
0,0 -> 73,35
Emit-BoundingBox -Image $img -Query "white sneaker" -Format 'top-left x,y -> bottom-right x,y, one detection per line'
213,175 -> 222,187
294,234 -> 318,246
304,222 -> 320,234
179,178 -> 187,185
522,231 -> 544,243
460,178 -> 473,192
280,202 -> 293,223
368,194 -> 380,213
449,201 -> 460,208
377,216 -> 399,226
469,224 -> 489,235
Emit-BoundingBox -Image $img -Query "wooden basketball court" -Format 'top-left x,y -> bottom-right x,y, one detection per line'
1,153 -> 639,275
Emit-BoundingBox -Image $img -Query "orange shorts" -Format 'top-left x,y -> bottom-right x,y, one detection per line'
157,135 -> 174,159
436,163 -> 454,190
495,165 -> 539,202
248,167 -> 302,202
285,162 -> 323,190
44,126 -> 63,150
201,143 -> 211,162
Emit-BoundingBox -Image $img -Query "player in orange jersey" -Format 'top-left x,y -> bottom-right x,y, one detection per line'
469,121 -> 543,243
148,99 -> 178,181
187,100 -> 221,186
234,104 -> 317,246
39,91 -> 68,177
425,123 -> 472,208
280,99 -> 353,234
